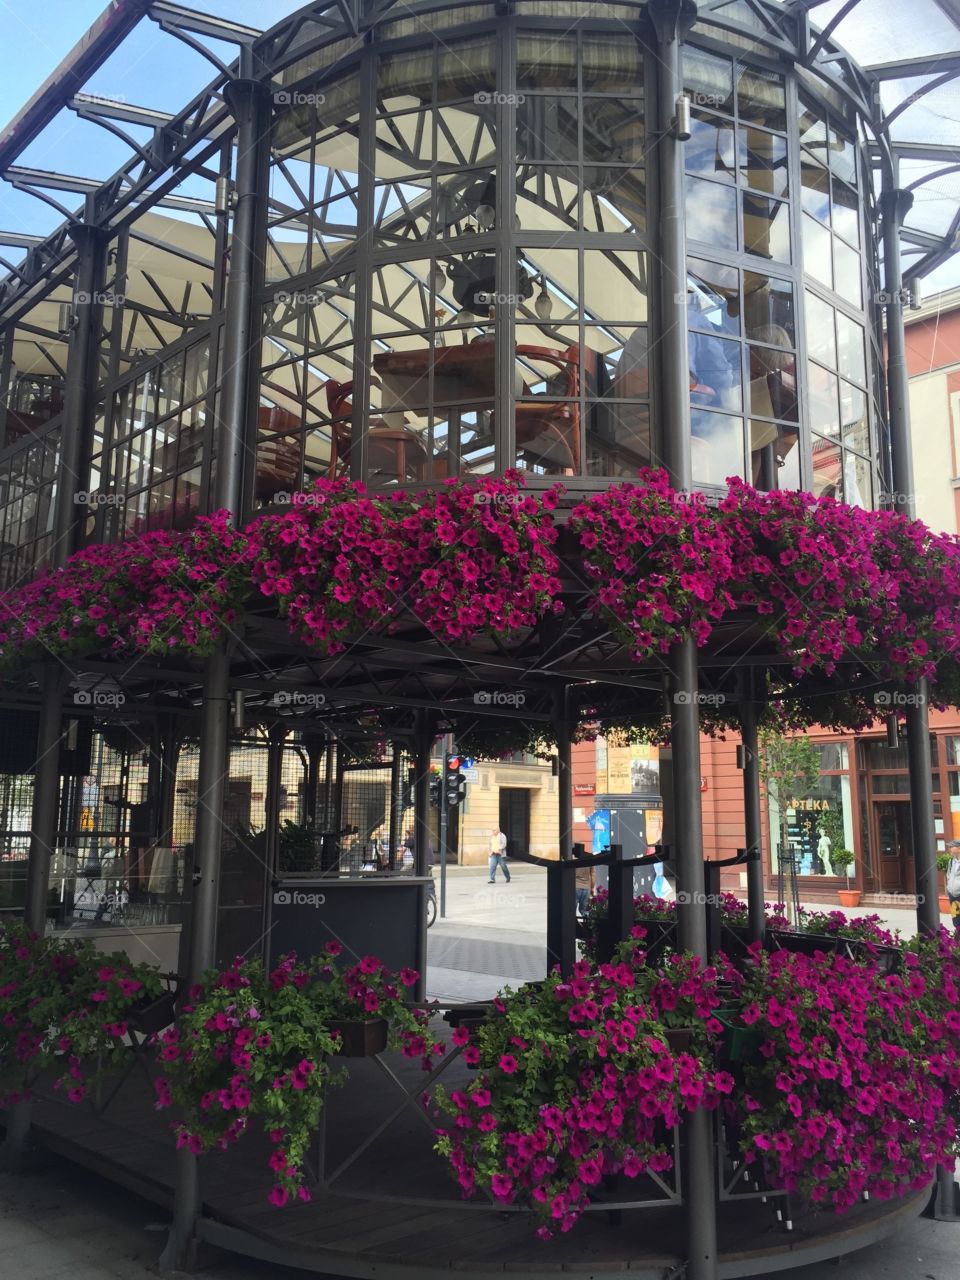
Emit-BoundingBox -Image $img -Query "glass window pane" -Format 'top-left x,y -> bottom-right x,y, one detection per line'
583,168 -> 645,234
809,364 -> 840,437
687,110 -> 740,182
691,411 -> 744,485
518,32 -> 577,90
744,272 -> 796,345
582,250 -> 647,322
828,125 -> 858,185
582,98 -> 644,165
743,194 -> 790,262
832,179 -> 860,246
840,382 -> 868,446
751,423 -> 800,492
590,326 -> 650,399
844,451 -> 873,509
517,95 -> 578,164
586,401 -> 651,477
800,153 -> 831,222
805,292 -> 837,367
833,240 -> 862,307
749,342 -> 797,421
740,128 -> 788,197
581,34 -> 643,94
691,331 -> 742,412
519,248 -> 579,321
812,435 -> 842,498
685,176 -> 738,249
803,215 -> 833,288
737,67 -> 786,132
798,95 -> 827,151
517,165 -> 580,232
688,258 -> 741,335
684,48 -> 733,113
836,313 -> 866,384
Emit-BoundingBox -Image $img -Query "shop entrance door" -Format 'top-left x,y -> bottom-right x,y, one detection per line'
499,788 -> 530,860
873,800 -> 912,894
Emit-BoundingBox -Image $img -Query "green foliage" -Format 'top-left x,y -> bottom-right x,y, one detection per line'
277,820 -> 319,874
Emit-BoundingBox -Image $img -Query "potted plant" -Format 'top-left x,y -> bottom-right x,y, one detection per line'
277,820 -> 319,875
0,919 -> 164,1107
829,848 -> 860,906
729,942 -> 960,1211
433,950 -> 733,1236
156,944 -> 435,1207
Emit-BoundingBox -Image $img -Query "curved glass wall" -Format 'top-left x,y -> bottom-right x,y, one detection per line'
256,14 -> 883,504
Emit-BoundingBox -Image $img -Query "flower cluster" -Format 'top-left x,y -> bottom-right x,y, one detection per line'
0,512 -> 251,669
434,953 -> 732,1235
3,473 -> 960,717
570,471 -> 735,660
0,919 -> 164,1105
250,479 -> 414,657
156,946 -> 435,1206
726,937 -> 960,1208
402,472 -> 564,641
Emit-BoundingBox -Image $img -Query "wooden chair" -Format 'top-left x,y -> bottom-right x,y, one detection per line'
324,380 -> 427,482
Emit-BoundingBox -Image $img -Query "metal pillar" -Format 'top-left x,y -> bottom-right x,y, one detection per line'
413,711 -> 433,879
162,60 -> 271,1272
556,690 -> 574,862
740,697 -> 765,944
53,201 -> 107,563
387,746 -> 402,871
880,184 -> 939,940
651,4 -> 717,1277
264,726 -> 285,877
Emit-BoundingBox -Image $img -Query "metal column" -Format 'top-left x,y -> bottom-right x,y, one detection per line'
162,58 -> 272,1271
651,3 -> 717,1277
880,184 -> 939,941
740,697 -> 765,944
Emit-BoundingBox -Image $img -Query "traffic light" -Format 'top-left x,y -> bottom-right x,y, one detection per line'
444,753 -> 468,808
429,776 -> 441,808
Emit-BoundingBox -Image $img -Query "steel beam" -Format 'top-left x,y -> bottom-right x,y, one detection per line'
0,0 -> 154,174
149,1 -> 262,43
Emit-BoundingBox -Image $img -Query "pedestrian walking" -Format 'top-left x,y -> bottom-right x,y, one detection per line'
574,850 -> 595,917
488,826 -> 511,883
946,839 -> 960,933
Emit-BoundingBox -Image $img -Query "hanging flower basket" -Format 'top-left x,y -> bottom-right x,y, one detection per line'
328,1016 -> 389,1057
128,988 -> 178,1037
715,1010 -> 764,1064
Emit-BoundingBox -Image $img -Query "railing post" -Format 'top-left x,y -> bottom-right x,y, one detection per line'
546,859 -> 576,977
740,696 -> 766,944
606,844 -> 632,962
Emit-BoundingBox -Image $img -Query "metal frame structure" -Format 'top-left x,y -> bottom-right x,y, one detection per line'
0,1 -> 958,1277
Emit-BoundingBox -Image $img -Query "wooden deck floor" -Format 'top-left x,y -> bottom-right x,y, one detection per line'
21,1043 -> 928,1280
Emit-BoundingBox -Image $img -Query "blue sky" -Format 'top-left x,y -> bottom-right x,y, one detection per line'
0,0 -> 304,237
0,0 -> 957,291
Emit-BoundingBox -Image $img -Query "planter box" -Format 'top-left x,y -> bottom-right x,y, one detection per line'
663,1028 -> 693,1053
328,1017 -> 388,1058
128,989 -> 178,1037
635,919 -> 677,964
766,930 -> 842,957
716,1010 -> 763,1063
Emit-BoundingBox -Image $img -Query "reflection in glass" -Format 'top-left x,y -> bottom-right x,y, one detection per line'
803,215 -> 833,288
836,312 -> 866,384
812,435 -> 842,498
744,272 -> 795,344
752,424 -> 800,492
582,98 -> 644,164
832,179 -> 859,245
743,195 -> 790,262
833,239 -> 863,308
737,67 -> 786,132
844,450 -> 872,509
805,292 -> 837,368
809,364 -> 840,438
516,165 -> 579,231
842,392 -> 869,449
517,95 -> 578,164
688,259 -> 740,334
800,153 -> 831,222
582,250 -> 646,321
691,410 -> 744,485
586,401 -> 650,476
584,168 -> 646,233
690,330 -> 742,412
686,111 -> 739,181
683,47 -> 733,110
685,176 -> 737,249
741,129 -> 788,197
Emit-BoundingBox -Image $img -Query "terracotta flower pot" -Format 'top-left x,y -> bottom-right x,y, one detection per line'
328,1016 -> 388,1057
939,894 -> 951,915
837,889 -> 861,908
